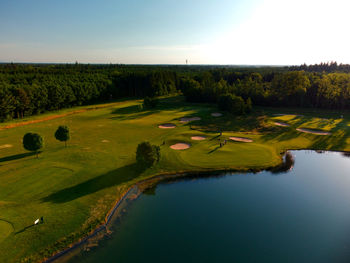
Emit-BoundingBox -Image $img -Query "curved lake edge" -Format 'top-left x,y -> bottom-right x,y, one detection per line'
44,149 -> 349,263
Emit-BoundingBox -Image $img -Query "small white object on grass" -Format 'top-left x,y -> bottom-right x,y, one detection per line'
34,219 -> 40,225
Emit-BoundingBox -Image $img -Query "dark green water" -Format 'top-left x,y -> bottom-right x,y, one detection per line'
67,151 -> 350,263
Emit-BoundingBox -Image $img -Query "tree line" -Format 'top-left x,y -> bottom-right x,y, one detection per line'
180,68 -> 350,111
1,63 -> 349,121
0,64 -> 181,121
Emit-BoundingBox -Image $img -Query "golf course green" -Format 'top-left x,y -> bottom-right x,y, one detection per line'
0,96 -> 349,263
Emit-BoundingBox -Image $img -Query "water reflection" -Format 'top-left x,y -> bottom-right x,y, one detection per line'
269,151 -> 295,174
56,150 -> 350,263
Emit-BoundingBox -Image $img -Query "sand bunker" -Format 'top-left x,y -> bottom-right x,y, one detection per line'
229,137 -> 253,143
191,136 -> 206,141
211,112 -> 223,117
296,128 -> 331,135
170,143 -> 191,150
0,144 -> 13,149
180,117 -> 201,123
274,122 -> 290,127
158,123 -> 176,129
101,140 -> 110,143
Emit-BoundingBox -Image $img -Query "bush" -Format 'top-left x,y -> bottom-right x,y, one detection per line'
55,125 -> 70,147
218,93 -> 247,114
143,97 -> 158,109
23,133 -> 43,158
136,141 -> 160,166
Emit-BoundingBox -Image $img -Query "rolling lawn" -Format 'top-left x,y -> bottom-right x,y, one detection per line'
0,96 -> 349,262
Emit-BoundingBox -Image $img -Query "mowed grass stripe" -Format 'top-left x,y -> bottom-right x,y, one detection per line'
0,96 -> 348,262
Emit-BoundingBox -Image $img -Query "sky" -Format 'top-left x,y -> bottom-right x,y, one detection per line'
1,0 -> 350,65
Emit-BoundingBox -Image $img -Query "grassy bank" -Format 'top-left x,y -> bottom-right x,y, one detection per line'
0,96 -> 349,262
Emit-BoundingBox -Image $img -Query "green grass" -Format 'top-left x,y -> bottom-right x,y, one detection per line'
0,96 -> 349,262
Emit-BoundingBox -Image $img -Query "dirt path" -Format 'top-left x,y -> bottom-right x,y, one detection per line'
0,110 -> 87,130
0,104 -> 115,131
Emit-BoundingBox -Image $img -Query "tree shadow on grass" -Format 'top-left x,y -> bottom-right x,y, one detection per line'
259,125 -> 302,143
259,116 -> 316,143
208,146 -> 221,154
41,163 -> 146,204
309,119 -> 350,150
111,104 -> 141,115
109,96 -> 209,121
15,224 -> 35,235
0,152 -> 40,163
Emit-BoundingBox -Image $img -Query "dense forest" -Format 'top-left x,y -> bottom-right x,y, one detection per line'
0,63 -> 349,121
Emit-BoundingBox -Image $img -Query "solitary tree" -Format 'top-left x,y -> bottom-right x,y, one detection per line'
55,125 -> 70,147
136,141 -> 160,167
23,133 -> 43,158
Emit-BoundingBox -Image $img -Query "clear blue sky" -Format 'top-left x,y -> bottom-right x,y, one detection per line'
1,0 -> 349,64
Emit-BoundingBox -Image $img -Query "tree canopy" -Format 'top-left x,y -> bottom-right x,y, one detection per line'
54,126 -> 70,147
1,63 -> 350,123
136,142 -> 160,167
23,133 -> 43,158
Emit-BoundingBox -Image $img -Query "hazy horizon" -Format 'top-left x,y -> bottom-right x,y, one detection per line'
1,0 -> 350,65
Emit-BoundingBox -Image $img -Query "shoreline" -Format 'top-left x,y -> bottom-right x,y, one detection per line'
42,148 -> 350,262
42,154 -> 290,263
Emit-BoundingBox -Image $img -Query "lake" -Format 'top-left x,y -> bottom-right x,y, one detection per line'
64,150 -> 350,263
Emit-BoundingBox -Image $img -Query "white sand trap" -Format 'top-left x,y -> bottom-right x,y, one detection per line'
191,136 -> 206,141
180,117 -> 201,123
101,140 -> 110,143
170,143 -> 191,150
274,122 -> 290,127
296,128 -> 331,135
0,144 -> 13,149
211,112 -> 223,117
158,123 -> 176,129
229,137 -> 253,143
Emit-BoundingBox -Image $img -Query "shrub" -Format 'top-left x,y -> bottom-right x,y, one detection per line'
136,141 -> 160,166
23,133 -> 43,158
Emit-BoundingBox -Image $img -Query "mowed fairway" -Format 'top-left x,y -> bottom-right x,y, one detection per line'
0,96 -> 349,263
